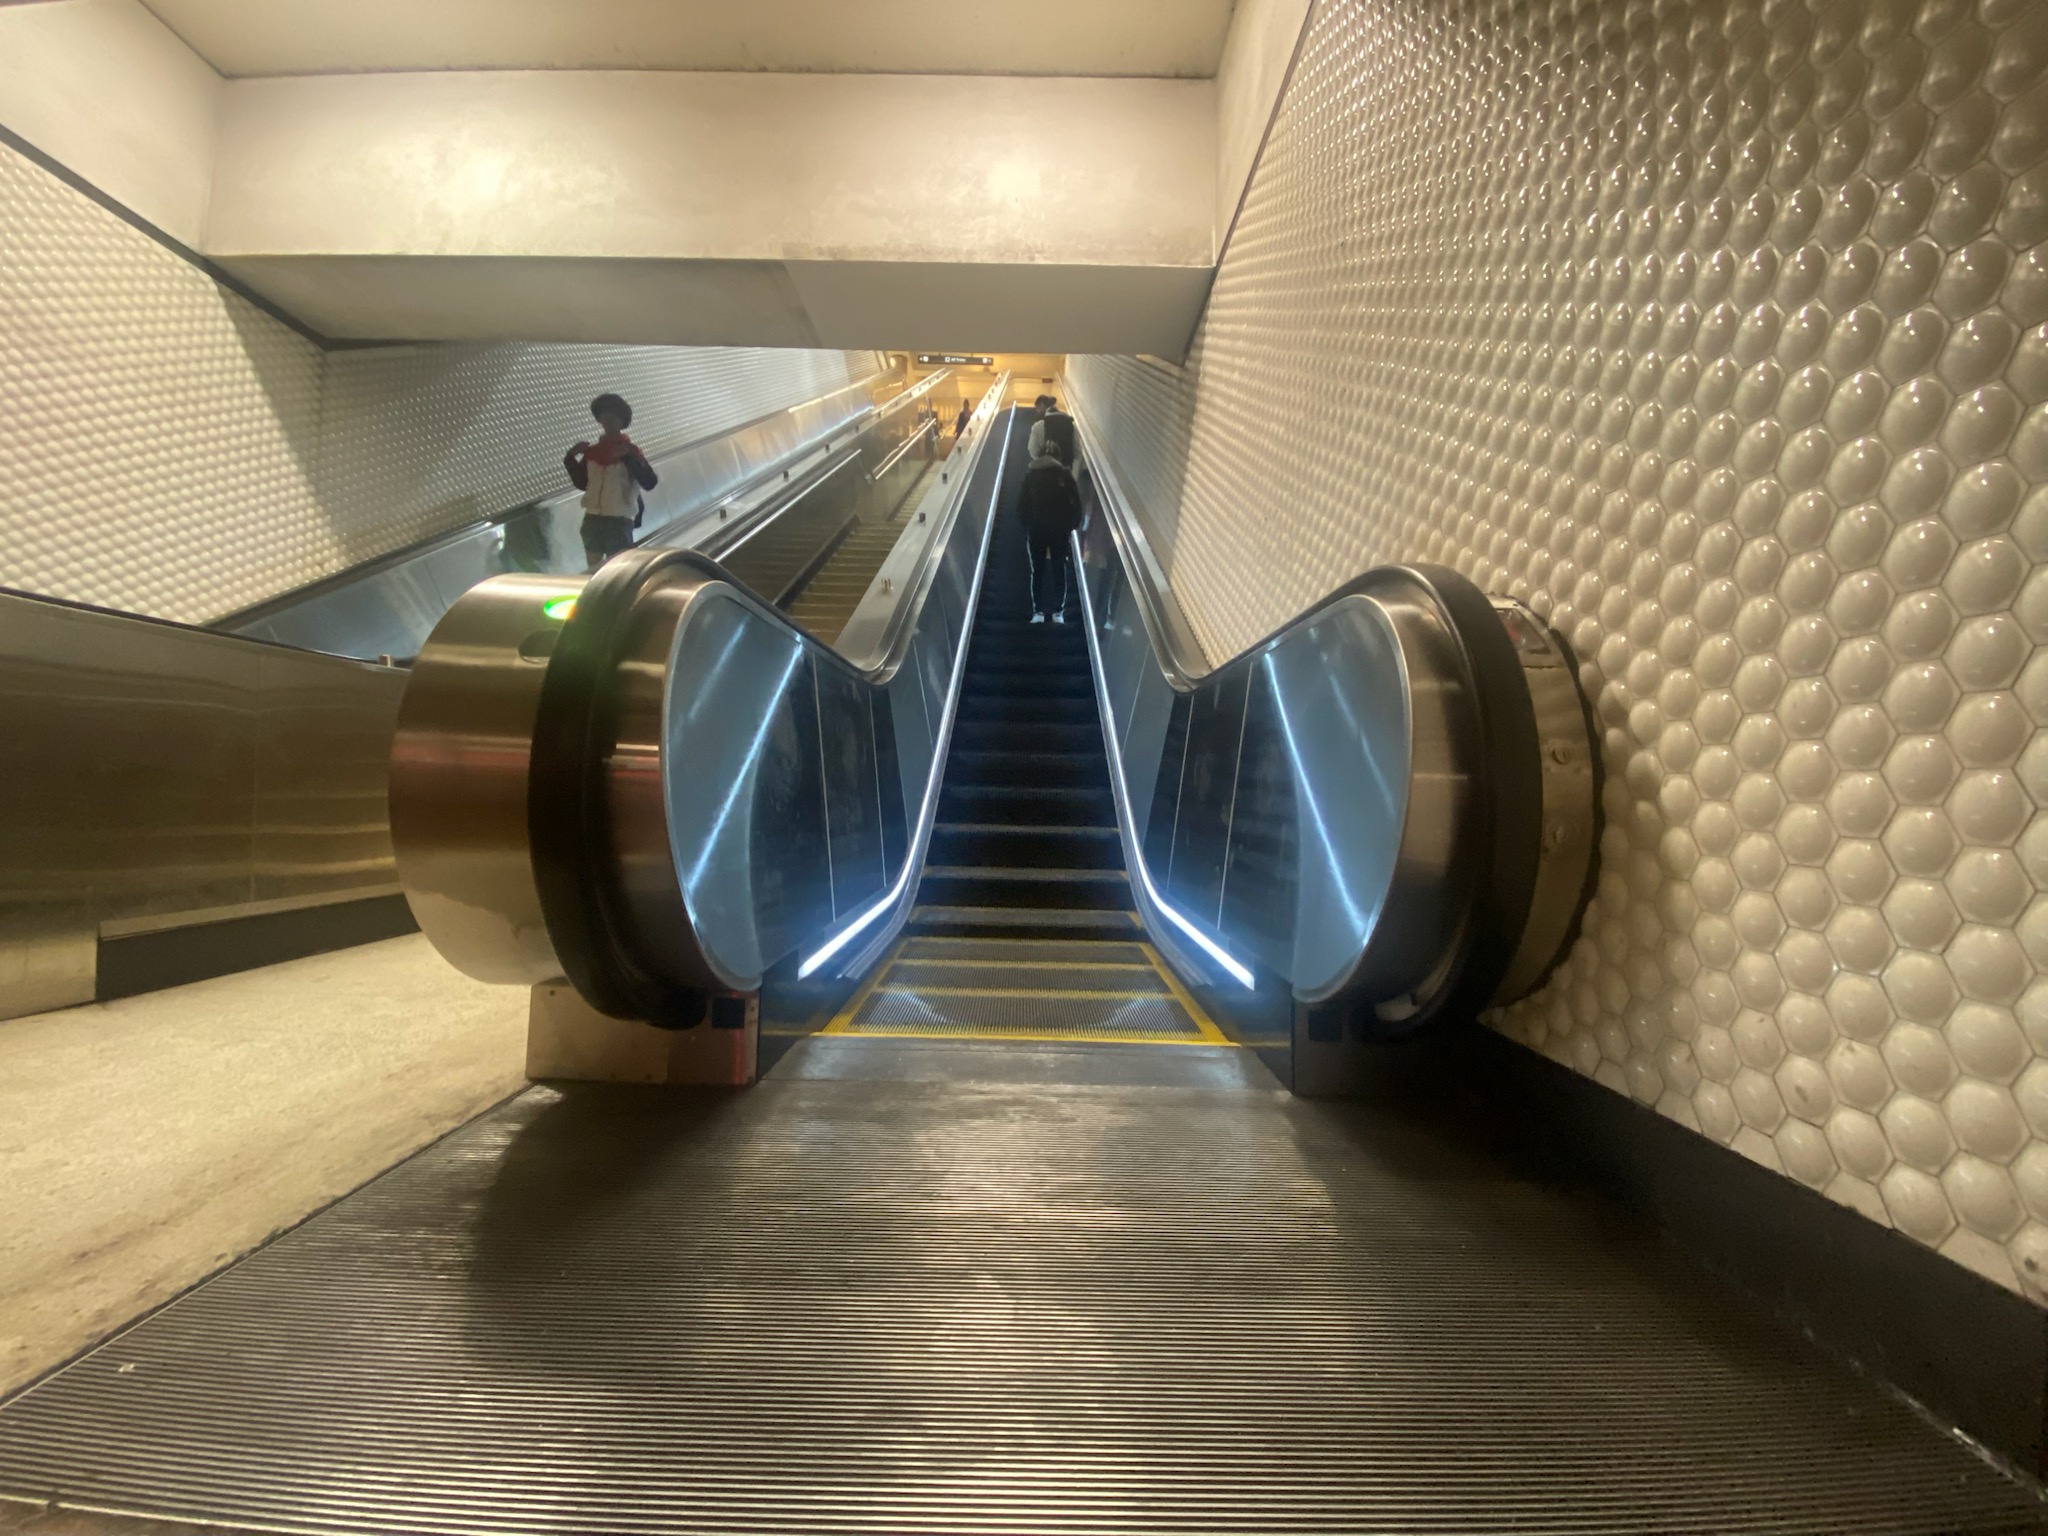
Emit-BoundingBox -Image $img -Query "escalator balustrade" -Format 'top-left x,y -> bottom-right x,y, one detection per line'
386,403 -> 1600,1056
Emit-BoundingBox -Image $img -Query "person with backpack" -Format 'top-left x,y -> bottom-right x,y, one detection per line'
563,392 -> 658,571
1018,435 -> 1085,624
1028,396 -> 1076,465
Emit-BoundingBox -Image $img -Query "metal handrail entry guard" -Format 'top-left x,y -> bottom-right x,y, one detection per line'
1063,394 -> 1602,1037
388,380 -> 1016,1026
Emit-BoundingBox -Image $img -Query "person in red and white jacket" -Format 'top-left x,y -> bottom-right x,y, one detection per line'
563,393 -> 659,571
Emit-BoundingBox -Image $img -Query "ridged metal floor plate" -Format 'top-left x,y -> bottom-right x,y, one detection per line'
0,1057 -> 2042,1534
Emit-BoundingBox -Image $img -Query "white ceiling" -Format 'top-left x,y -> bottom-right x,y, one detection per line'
140,0 -> 1238,79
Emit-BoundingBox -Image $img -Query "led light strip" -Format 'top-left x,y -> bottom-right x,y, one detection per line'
798,394 -> 1014,979
1071,533 -> 1256,990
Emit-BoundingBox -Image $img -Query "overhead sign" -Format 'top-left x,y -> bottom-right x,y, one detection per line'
916,354 -> 993,367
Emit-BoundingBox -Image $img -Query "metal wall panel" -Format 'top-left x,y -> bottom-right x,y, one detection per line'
232,368 -> 923,659
0,592 -> 404,1019
1072,0 -> 2048,1298
0,137 -> 880,626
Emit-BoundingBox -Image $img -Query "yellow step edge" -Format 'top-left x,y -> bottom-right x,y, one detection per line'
874,984 -> 1169,1002
1141,942 -> 1232,1046
827,1026 -> 1216,1046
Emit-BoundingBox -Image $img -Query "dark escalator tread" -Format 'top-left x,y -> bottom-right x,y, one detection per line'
967,648 -> 1092,668
927,824 -> 1124,870
937,783 -> 1115,821
956,695 -> 1097,722
907,905 -> 1143,941
946,750 -> 1109,789
898,935 -> 1153,965
902,441 -> 1148,960
888,957 -> 1167,994
952,720 -> 1102,753
849,987 -> 1203,1041
919,867 -> 1131,911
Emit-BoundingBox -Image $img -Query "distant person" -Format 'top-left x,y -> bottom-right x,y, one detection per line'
1028,397 -> 1076,464
954,400 -> 971,437
1018,438 -> 1085,625
563,393 -> 658,571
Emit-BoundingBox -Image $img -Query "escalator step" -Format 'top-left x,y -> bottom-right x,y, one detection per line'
951,720 -> 1102,753
918,866 -> 1131,911
927,823 -> 1123,870
887,957 -> 1163,993
898,936 -> 1152,965
946,750 -> 1108,789
846,987 -> 1202,1041
929,823 -> 1122,872
936,784 -> 1116,825
907,905 -> 1142,941
956,695 -> 1096,723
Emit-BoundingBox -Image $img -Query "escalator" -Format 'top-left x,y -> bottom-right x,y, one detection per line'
777,421 -> 945,645
824,469 -> 1220,1047
784,517 -> 917,642
912,502 -> 1132,945
1,405 -> 2042,1534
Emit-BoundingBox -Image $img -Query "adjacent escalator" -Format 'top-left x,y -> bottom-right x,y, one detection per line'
785,509 -> 921,644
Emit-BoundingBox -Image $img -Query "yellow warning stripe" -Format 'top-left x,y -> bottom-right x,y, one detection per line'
874,983 -> 1168,1002
817,934 -> 1237,1048
1142,943 -> 1232,1046
826,1026 -> 1216,1046
821,938 -> 904,1035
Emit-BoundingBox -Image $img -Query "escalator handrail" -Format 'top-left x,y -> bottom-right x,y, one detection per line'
799,397 -> 1021,980
1063,401 -> 1212,690
1067,386 -> 1543,700
683,368 -> 955,565
684,372 -> 1005,671
838,374 -> 1011,676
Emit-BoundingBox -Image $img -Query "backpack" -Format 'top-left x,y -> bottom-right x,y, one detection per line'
1037,411 -> 1077,465
582,450 -> 643,523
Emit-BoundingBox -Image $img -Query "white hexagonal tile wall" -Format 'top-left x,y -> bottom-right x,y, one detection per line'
1074,0 -> 2048,1298
0,142 -> 881,624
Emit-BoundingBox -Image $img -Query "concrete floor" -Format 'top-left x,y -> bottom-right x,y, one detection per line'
0,935 -> 528,1399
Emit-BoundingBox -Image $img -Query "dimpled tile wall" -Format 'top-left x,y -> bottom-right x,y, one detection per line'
0,139 -> 326,621
0,138 -> 880,624
1071,0 -> 2048,1299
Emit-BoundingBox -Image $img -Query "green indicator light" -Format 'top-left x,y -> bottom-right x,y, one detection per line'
542,596 -> 578,622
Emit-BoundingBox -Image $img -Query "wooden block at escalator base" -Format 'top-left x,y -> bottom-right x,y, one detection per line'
526,979 -> 758,1086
